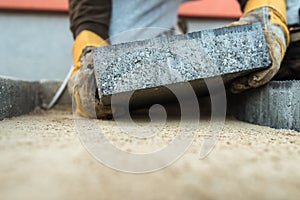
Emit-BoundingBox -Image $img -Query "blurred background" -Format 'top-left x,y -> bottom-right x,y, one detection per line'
0,0 -> 241,81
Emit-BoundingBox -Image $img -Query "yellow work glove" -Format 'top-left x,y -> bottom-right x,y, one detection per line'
68,30 -> 112,118
71,30 -> 107,75
230,0 -> 290,93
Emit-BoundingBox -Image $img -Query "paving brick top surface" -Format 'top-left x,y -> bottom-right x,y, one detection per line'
93,23 -> 271,96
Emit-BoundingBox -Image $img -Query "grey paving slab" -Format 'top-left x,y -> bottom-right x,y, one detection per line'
228,81 -> 300,132
0,78 -> 71,120
0,77 -> 39,120
93,23 -> 271,107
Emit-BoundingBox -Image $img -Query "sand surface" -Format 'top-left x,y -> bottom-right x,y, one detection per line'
0,107 -> 299,200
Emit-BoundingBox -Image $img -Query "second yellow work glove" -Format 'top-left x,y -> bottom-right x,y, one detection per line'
230,0 -> 290,93
68,30 -> 112,118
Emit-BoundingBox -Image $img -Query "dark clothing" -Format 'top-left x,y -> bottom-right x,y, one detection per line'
68,0 -> 111,39
237,0 -> 248,10
68,0 -> 247,39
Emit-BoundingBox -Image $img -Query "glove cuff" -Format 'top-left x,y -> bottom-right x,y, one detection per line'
72,30 -> 107,75
244,0 -> 286,22
244,0 -> 290,49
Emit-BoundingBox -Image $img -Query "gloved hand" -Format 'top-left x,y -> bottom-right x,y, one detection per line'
68,30 -> 112,118
230,0 -> 290,93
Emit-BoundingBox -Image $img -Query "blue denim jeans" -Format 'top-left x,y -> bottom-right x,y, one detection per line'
109,0 -> 185,44
286,0 -> 300,25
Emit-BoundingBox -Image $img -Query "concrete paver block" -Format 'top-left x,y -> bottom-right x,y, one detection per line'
93,23 -> 271,106
0,78 -> 71,120
0,77 -> 39,120
229,81 -> 300,132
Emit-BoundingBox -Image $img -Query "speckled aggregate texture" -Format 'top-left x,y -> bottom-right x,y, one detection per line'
229,81 -> 300,131
0,77 -> 39,120
0,77 -> 71,120
0,107 -> 299,200
93,23 -> 271,97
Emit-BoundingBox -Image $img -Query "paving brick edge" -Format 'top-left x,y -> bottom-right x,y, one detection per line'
228,80 -> 300,132
0,77 -> 71,120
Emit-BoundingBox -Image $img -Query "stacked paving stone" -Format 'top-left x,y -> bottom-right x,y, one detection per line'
229,81 -> 300,132
0,77 -> 39,120
0,78 -> 70,120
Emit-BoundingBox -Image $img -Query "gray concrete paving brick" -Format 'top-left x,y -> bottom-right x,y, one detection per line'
228,81 -> 300,132
92,23 -> 271,106
0,77 -> 39,120
0,78 -> 71,120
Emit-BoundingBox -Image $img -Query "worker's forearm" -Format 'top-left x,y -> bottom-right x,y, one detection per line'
68,0 -> 111,39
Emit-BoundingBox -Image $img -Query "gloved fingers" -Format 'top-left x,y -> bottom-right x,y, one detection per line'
231,22 -> 284,93
70,65 -> 97,118
231,57 -> 278,93
231,76 -> 252,94
247,66 -> 276,88
231,44 -> 281,92
72,72 -> 113,119
74,86 -> 94,118
248,33 -> 282,87
68,48 -> 113,119
95,101 -> 113,119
